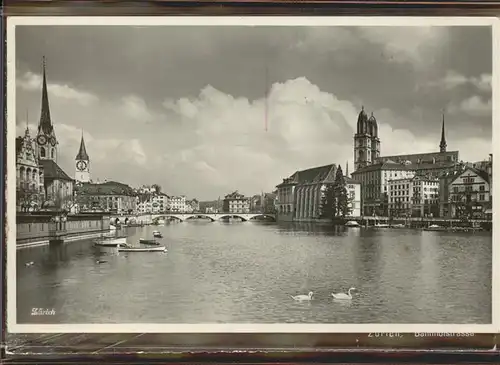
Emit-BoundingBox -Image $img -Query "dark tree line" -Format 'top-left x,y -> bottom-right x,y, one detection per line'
320,166 -> 351,219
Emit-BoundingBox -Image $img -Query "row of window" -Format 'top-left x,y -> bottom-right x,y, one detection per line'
451,194 -> 487,201
389,197 -> 439,204
452,185 -> 486,193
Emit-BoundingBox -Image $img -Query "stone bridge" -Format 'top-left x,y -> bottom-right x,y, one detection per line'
110,213 -> 276,225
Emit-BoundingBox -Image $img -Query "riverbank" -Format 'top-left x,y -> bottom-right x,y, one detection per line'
16,230 -> 109,250
16,212 -> 111,249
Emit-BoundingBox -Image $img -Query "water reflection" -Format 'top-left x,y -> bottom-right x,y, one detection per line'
16,223 -> 492,324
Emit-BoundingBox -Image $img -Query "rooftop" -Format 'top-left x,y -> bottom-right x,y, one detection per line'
352,161 -> 416,174
40,160 -> 73,181
345,176 -> 360,184
277,164 -> 336,187
76,180 -> 135,196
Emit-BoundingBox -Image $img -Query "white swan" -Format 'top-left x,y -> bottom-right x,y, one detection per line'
291,291 -> 314,301
332,287 -> 356,300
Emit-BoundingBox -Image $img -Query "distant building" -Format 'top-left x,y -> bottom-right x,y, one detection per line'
370,114 -> 460,179
223,191 -> 250,213
186,199 -> 200,213
351,161 -> 416,216
466,154 -> 493,201
353,109 -> 465,216
75,181 -> 136,214
74,133 -> 91,183
205,206 -> 217,214
16,127 -> 45,211
446,166 -> 491,219
388,175 -> 439,218
136,192 -> 169,214
249,194 -> 262,213
345,176 -> 361,217
31,58 -> 74,210
276,164 -> 337,222
170,195 -> 187,213
353,107 -> 380,171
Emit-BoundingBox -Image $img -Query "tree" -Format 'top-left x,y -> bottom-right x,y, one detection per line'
151,184 -> 162,194
450,189 -> 474,220
333,166 -> 348,218
17,184 -> 41,212
320,183 -> 336,219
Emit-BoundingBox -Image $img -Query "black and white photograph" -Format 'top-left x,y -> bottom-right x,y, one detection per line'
7,17 -> 498,332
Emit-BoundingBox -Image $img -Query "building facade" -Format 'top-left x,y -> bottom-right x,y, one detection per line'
136,192 -> 169,214
75,133 -> 90,183
388,175 -> 439,218
345,177 -> 362,217
352,108 -> 467,217
447,166 -> 491,219
186,199 -> 200,213
351,161 -> 416,216
169,195 -> 188,213
354,108 -> 380,171
16,127 -> 45,211
31,58 -> 74,210
223,191 -> 250,213
75,181 -> 137,214
276,164 -> 337,222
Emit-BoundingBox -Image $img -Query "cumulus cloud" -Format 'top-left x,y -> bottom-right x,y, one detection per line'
357,26 -> 448,65
428,70 -> 492,92
448,95 -> 492,117
16,71 -> 491,200
17,71 -> 98,106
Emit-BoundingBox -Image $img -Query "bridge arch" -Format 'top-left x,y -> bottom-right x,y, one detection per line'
150,213 -> 276,223
246,214 -> 276,222
184,214 -> 216,222
217,214 -> 249,222
111,217 -> 129,225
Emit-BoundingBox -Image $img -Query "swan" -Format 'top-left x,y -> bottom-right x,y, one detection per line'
291,291 -> 314,301
332,287 -> 356,300
25,261 -> 35,267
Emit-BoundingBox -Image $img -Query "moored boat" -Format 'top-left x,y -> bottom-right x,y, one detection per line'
119,245 -> 167,253
94,237 -> 127,247
152,230 -> 163,238
424,224 -> 447,231
139,238 -> 160,245
373,223 -> 390,228
391,223 -> 405,228
345,221 -> 360,227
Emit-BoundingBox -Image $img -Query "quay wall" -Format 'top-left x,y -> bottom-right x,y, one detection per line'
16,213 -> 111,247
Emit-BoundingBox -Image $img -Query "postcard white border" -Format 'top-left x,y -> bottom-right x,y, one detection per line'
6,15 -> 500,334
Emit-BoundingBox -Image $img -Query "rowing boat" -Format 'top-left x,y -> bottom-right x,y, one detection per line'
118,246 -> 167,253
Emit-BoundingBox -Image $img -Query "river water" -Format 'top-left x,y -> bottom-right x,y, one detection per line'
16,221 -> 492,324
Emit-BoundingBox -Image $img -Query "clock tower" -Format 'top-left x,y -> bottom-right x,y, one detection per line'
35,56 -> 58,163
75,132 -> 90,183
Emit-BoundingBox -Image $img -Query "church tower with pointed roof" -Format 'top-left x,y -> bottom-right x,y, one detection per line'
354,106 -> 377,171
439,113 -> 447,153
75,132 -> 91,183
34,56 -> 58,163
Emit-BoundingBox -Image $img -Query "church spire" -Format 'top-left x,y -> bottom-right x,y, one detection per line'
76,131 -> 89,160
439,112 -> 447,153
38,56 -> 54,135
24,109 -> 30,135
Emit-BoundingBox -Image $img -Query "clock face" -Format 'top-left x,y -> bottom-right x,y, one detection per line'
76,160 -> 87,171
37,135 -> 47,145
49,136 -> 57,146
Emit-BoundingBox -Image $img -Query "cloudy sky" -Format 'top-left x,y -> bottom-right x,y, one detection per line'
15,25 -> 492,200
